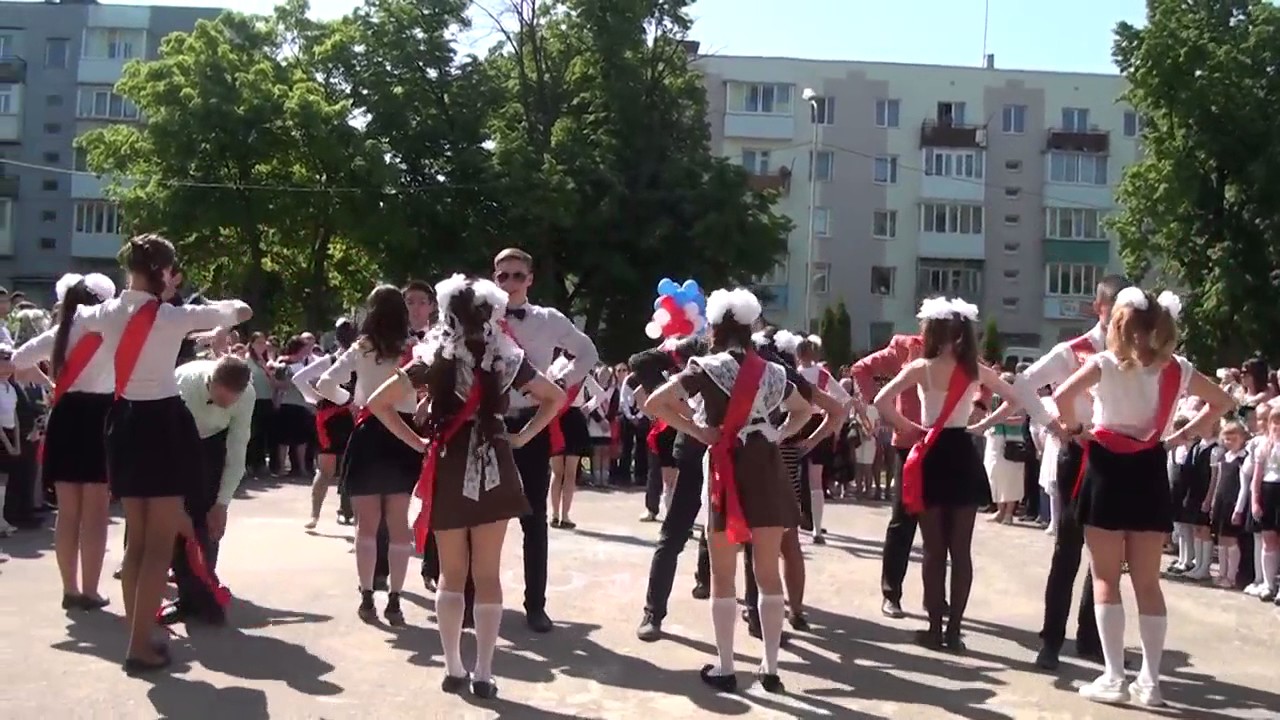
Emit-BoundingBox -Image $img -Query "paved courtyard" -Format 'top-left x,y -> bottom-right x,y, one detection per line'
1,479 -> 1277,719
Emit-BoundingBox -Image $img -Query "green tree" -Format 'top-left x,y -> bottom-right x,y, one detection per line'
835,302 -> 853,365
1111,0 -> 1280,364
981,317 -> 1004,366
819,301 -> 853,368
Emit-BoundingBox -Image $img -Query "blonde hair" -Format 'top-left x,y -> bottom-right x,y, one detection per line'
1106,290 -> 1178,370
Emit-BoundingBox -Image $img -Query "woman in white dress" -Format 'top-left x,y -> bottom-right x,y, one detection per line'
980,372 -> 1027,522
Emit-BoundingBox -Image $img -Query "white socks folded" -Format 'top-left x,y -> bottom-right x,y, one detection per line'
436,590 -> 466,677
1174,524 -> 1192,568
708,596 -> 736,676
1093,603 -> 1126,681
758,594 -> 786,675
1187,538 -> 1213,579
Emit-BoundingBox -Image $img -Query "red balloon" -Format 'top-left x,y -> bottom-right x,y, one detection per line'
671,317 -> 694,336
659,295 -> 681,317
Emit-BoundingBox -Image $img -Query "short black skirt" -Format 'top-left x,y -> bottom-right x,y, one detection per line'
106,396 -> 200,499
922,428 -> 991,508
43,391 -> 112,484
274,402 -> 315,447
1074,440 -> 1172,533
315,405 -> 355,456
650,424 -> 678,467
793,414 -> 835,467
551,407 -> 591,457
1256,483 -> 1280,532
341,412 -> 420,496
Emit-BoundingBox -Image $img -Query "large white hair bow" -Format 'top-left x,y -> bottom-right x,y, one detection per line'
773,329 -> 803,355
916,296 -> 979,322
55,273 -> 117,303
1114,286 -> 1149,311
1156,290 -> 1182,319
705,288 -> 762,326
949,298 -> 980,321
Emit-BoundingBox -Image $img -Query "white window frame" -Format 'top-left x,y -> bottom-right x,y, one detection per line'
1044,263 -> 1104,298
1123,111 -> 1144,138
937,101 -> 967,125
1002,104 -> 1026,134
872,210 -> 897,239
0,84 -> 13,115
873,155 -> 898,184
83,28 -> 145,61
741,149 -> 770,175
77,88 -> 139,120
813,207 -> 831,236
812,262 -> 831,294
1001,297 -> 1020,310
0,34 -> 13,58
920,203 -> 984,234
810,150 -> 833,182
1061,107 -> 1090,132
875,98 -> 900,128
1045,207 -> 1106,240
1048,151 -> 1107,186
923,148 -> 984,179
870,266 -> 896,297
73,201 -> 124,235
918,263 -> 983,298
726,82 -> 793,115
811,96 -> 835,125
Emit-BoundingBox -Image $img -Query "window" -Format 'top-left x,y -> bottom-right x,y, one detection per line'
42,152 -> 60,164
1123,111 -> 1144,138
74,202 -> 124,235
741,149 -> 770,174
871,267 -> 896,296
920,203 -> 984,234
726,82 -> 793,115
812,262 -> 831,294
875,99 -> 900,128
1045,207 -> 1106,239
811,96 -> 835,125
1061,107 -> 1090,132
923,148 -> 984,179
918,261 -> 983,298
1002,104 -> 1026,134
1049,152 -> 1107,185
1003,269 -> 1020,280
1003,214 -> 1020,226
47,94 -> 64,107
1004,187 -> 1021,199
0,198 -> 10,232
1003,242 -> 1020,254
39,237 -> 56,250
74,148 -> 89,172
0,33 -> 12,58
46,38 -> 70,69
762,260 -> 788,286
0,84 -> 12,114
810,150 -> 833,182
1045,263 -> 1104,297
873,155 -> 898,184
1002,297 -> 1019,310
78,88 -> 139,120
1005,160 -> 1022,172
44,123 -> 62,134
872,210 -> 897,239
41,179 -> 58,191
83,28 -> 144,61
813,207 -> 830,236
937,101 -> 967,125
40,210 -> 56,222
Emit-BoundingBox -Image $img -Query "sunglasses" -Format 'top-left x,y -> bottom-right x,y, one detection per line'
495,271 -> 528,283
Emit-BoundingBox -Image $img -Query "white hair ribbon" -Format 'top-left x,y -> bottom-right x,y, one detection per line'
949,298 -> 980,321
916,296 -> 955,321
54,273 -> 85,303
1156,290 -> 1182,319
807,334 -> 822,346
705,288 -> 762,326
773,329 -> 803,355
1114,286 -> 1149,311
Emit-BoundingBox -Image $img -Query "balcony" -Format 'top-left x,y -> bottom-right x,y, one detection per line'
0,56 -> 26,84
71,231 -> 125,259
746,167 -> 791,195
0,176 -> 17,198
723,112 -> 794,141
1042,296 -> 1096,321
920,119 -> 986,149
0,114 -> 20,143
918,231 -> 985,260
1046,127 -> 1109,154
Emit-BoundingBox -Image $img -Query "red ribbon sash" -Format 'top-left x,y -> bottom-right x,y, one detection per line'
114,300 -> 160,399
647,419 -> 669,453
610,416 -> 622,454
412,373 -> 484,553
1072,359 -> 1182,499
52,331 -> 105,405
708,352 -> 767,545
315,404 -> 349,448
901,366 -> 972,516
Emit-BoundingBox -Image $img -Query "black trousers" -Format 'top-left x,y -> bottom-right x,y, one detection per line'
643,447 -> 706,621
247,399 -> 273,474
617,418 -> 649,481
173,431 -> 228,619
881,447 -> 916,603
420,530 -> 439,582
1,429 -> 37,524
1038,442 -> 1099,651
644,451 -> 664,516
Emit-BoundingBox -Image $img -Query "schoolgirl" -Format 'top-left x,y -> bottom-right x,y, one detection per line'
366,274 -> 562,699
547,350 -> 601,528
1169,418 -> 1221,580
1244,406 -> 1280,603
794,335 -> 852,544
12,272 -> 117,609
1054,288 -> 1233,706
292,320 -> 359,529
315,285 -> 418,624
1241,403 -> 1271,594
77,234 -> 250,673
1208,420 -> 1249,588
582,365 -> 619,488
244,332 -> 275,476
270,336 -> 316,477
981,372 -> 1029,524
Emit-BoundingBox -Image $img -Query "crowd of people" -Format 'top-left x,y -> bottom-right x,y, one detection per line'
0,236 -> 1275,711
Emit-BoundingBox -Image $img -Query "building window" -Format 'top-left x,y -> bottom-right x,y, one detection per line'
84,28 -> 145,61
74,201 -> 124,235
936,101 -> 967,125
42,152 -> 60,164
46,38 -> 70,69
875,99 -> 900,128
1003,269 -> 1020,280
1002,297 -> 1019,310
920,203 -> 984,234
813,207 -> 830,236
1061,107 -> 1090,132
74,148 -> 89,172
741,149 -> 770,174
44,123 -> 62,134
873,155 -> 898,184
78,88 -> 139,120
918,261 -> 983,298
810,150 -> 833,182
872,210 -> 897,239
0,33 -> 12,58
726,82 -> 793,115
1005,159 -> 1022,172
40,237 -> 57,250
811,96 -> 835,125
1048,152 -> 1107,185
1045,207 -> 1106,239
923,148 -> 984,179
1003,214 -> 1020,226
1123,111 -> 1145,138
1045,263 -> 1104,297
869,321 -> 894,348
871,266 -> 895,296
1002,104 -> 1027,134
1004,187 -> 1021,199
0,84 -> 13,115
1003,242 -> 1020,254
812,262 -> 831,294
41,210 -> 56,222
47,94 -> 64,107
41,179 -> 58,191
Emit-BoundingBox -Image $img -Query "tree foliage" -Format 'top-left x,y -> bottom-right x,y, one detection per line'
1112,0 -> 1280,364
819,302 -> 853,368
981,318 -> 1003,366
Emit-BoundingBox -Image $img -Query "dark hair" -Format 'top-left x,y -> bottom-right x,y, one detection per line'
1243,357 -> 1268,393
334,320 -> 358,348
51,279 -> 107,379
709,313 -> 753,354
417,280 -> 503,444
281,335 -> 306,357
358,284 -> 410,361
247,331 -> 268,364
796,337 -> 821,362
1096,274 -> 1130,305
118,233 -> 177,296
402,279 -> 436,301
671,336 -> 705,361
920,311 -> 979,378
211,356 -> 252,393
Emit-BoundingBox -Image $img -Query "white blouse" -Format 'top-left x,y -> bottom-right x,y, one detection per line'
13,323 -> 114,395
291,354 -> 335,405
1089,352 -> 1194,440
799,364 -> 851,404
316,343 -> 416,414
75,290 -> 245,401
0,382 -> 16,429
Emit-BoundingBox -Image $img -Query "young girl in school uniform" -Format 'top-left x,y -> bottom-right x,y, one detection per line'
794,336 -> 851,544
1054,288 -> 1233,707
76,234 -> 250,673
1245,407 -> 1280,603
292,320 -> 358,529
12,273 -> 117,609
1169,420 -> 1221,581
1209,420 -> 1249,588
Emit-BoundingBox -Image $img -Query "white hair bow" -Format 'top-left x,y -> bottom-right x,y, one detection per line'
807,334 -> 822,347
773,329 -> 803,355
1114,286 -> 1149,311
949,298 -> 980,321
705,288 -> 762,326
1156,290 -> 1182,319
916,296 -> 954,321
55,272 -> 117,303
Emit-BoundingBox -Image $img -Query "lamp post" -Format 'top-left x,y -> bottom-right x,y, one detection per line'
802,87 -> 820,332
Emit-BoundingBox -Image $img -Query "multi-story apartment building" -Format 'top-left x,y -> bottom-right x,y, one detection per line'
697,53 -> 1140,352
0,0 -> 219,300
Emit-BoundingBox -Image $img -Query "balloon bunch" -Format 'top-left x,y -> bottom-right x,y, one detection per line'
644,277 -> 707,339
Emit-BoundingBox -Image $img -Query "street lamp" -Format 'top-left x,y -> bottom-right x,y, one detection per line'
802,87 -> 820,332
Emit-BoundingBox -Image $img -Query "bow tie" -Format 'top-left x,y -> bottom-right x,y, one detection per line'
413,330 -> 425,340
506,307 -> 527,321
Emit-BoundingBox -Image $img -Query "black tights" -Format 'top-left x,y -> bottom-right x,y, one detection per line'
917,505 -> 977,634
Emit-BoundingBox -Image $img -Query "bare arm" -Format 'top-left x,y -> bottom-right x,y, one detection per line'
777,388 -> 814,441
1052,360 -> 1102,431
1167,369 -> 1237,446
873,360 -> 926,436
801,387 -> 843,445
366,372 -> 426,452
644,377 -> 709,443
511,373 -> 566,448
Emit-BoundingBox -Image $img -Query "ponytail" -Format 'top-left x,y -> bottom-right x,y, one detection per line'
50,281 -> 96,379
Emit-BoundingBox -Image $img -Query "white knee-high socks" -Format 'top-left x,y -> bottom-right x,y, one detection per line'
810,489 -> 825,536
1174,524 -> 1192,567
758,594 -> 786,674
709,596 -> 736,676
1094,603 -> 1126,681
436,590 -> 466,677
1137,614 -> 1167,687
473,603 -> 502,682
1263,550 -> 1279,591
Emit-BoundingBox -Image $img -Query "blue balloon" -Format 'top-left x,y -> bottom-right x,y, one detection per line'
681,279 -> 701,296
693,293 -> 707,310
657,278 -> 679,297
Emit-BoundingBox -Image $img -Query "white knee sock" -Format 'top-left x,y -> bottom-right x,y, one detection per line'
1226,545 -> 1241,582
757,594 -> 786,674
1253,535 -> 1265,584
1137,614 -> 1167,686
709,596 -> 737,676
1189,539 -> 1212,578
1263,551 -> 1279,591
472,603 -> 503,682
1093,603 -> 1126,681
435,590 -> 466,677
810,489 -> 825,535
1175,524 -> 1191,566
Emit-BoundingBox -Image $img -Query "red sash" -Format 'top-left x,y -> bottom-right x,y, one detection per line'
645,348 -> 684,452
52,332 -> 105,405
315,403 -> 350,448
1072,359 -> 1182,499
817,369 -> 830,392
610,416 -> 622,454
708,352 -> 767,544
498,317 -> 579,455
114,301 -> 160,398
412,373 -> 484,553
1068,333 -> 1097,365
901,366 -> 972,516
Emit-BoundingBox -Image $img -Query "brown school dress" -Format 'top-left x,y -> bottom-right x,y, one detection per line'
675,352 -> 803,531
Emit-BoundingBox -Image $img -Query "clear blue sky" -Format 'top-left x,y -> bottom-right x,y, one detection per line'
97,0 -> 1148,75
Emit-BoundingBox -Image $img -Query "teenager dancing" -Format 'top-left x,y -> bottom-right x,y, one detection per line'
293,319 -> 358,529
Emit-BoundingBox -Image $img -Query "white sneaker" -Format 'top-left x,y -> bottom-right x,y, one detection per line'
0,521 -> 14,537
1079,675 -> 1129,704
1244,582 -> 1264,596
1128,679 -> 1164,707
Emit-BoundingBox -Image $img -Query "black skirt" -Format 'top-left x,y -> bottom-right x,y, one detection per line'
105,396 -> 201,499
651,424 -> 678,467
341,412 -> 420,496
43,391 -> 112,484
551,407 -> 591,457
273,402 -> 315,447
922,428 -> 991,508
1211,495 -> 1244,539
1257,483 -> 1280,532
793,414 -> 834,467
315,404 -> 355,456
1074,440 -> 1172,533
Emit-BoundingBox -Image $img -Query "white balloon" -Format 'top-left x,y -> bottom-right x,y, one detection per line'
653,308 -> 671,326
644,322 -> 663,339
694,315 -> 706,330
684,302 -> 700,319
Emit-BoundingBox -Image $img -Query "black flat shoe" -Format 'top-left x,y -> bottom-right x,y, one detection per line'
690,583 -> 710,600
384,593 -> 406,626
755,669 -> 785,694
441,673 -> 469,694
526,609 -> 553,633
79,595 -> 110,610
123,654 -> 172,675
913,628 -> 944,650
560,520 -> 577,530
1035,645 -> 1061,671
943,629 -> 967,654
471,679 -> 498,699
788,612 -> 811,632
357,589 -> 377,623
550,518 -> 563,529
699,664 -> 737,692
61,594 -> 81,611
881,599 -> 905,619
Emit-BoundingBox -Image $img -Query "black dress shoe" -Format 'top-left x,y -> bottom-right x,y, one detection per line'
700,664 -> 737,692
881,599 -> 905,619
755,669 -> 785,693
526,609 -> 553,633
440,673 -> 468,694
471,679 -> 498,699
1035,645 -> 1061,670
690,583 -> 710,600
157,604 -> 191,627
123,654 -> 172,675
636,612 -> 662,642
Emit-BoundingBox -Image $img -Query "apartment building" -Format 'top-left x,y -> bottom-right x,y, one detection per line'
696,53 -> 1140,351
0,0 -> 219,300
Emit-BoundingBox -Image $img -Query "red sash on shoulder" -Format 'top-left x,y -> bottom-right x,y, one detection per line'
114,300 -> 160,398
412,373 -> 484,553
708,351 -> 767,544
52,332 -> 105,405
901,366 -> 972,516
1068,333 -> 1097,365
1072,359 -> 1182,499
